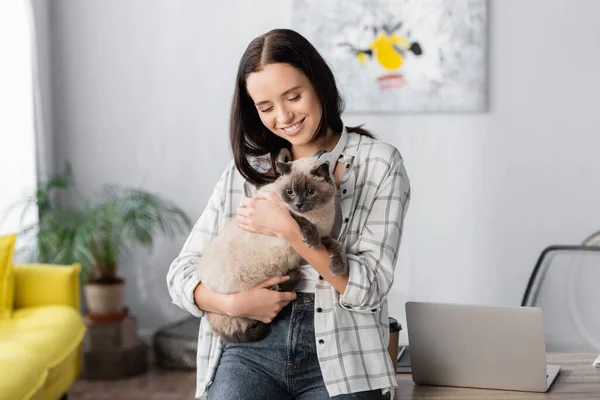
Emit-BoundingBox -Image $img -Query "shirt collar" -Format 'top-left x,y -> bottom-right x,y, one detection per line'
340,125 -> 360,158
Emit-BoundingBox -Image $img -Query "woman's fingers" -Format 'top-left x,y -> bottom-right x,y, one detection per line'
238,222 -> 256,233
256,192 -> 270,201
237,215 -> 251,225
237,206 -> 251,218
237,213 -> 258,233
278,291 -> 297,301
257,192 -> 278,203
258,275 -> 290,288
241,197 -> 255,208
278,300 -> 292,308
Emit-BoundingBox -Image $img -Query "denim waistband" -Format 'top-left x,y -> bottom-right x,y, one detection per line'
292,292 -> 315,310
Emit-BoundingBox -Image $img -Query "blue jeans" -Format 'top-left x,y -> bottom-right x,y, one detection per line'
207,293 -> 388,399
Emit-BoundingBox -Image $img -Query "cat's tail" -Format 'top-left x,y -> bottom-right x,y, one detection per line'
273,268 -> 302,292
208,312 -> 270,343
220,321 -> 269,343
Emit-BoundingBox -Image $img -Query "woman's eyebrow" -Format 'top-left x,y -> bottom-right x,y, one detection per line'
280,85 -> 302,97
255,86 -> 303,107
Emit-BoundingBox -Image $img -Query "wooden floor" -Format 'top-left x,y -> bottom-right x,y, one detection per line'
69,353 -> 600,399
69,363 -> 197,400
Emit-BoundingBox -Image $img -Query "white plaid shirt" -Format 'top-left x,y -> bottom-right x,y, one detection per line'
167,129 -> 410,398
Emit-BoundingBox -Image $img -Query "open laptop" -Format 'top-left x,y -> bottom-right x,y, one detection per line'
405,301 -> 561,393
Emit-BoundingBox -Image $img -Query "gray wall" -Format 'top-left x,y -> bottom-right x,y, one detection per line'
37,0 -> 600,339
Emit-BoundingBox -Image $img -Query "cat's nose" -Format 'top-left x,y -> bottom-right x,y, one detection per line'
295,202 -> 304,210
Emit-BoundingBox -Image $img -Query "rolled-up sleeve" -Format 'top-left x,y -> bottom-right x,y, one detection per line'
339,151 -> 410,313
166,164 -> 231,318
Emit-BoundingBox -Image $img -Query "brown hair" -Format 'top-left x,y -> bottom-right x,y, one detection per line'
230,28 -> 374,187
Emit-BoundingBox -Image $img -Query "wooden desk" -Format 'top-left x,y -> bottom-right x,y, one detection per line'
395,353 -> 600,399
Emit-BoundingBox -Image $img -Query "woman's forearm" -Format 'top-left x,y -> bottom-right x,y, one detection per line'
193,282 -> 235,316
282,225 -> 350,294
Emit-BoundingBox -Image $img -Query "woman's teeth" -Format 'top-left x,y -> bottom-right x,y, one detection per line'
283,121 -> 301,133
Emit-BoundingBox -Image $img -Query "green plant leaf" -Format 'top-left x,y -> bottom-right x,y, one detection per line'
6,164 -> 192,282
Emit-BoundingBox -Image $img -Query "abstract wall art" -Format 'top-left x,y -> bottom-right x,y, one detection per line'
293,0 -> 488,113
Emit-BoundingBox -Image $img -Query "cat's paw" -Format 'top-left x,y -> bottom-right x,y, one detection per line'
301,225 -> 321,248
329,253 -> 349,276
291,213 -> 320,248
321,236 -> 348,276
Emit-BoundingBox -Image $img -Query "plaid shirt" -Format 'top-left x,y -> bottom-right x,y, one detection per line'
167,129 -> 410,398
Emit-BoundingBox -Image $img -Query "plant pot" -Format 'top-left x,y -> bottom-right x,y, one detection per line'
84,279 -> 125,318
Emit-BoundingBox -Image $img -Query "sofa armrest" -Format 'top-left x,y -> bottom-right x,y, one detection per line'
13,263 -> 81,310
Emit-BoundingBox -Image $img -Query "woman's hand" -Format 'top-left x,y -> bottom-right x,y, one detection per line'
228,276 -> 297,323
236,192 -> 298,238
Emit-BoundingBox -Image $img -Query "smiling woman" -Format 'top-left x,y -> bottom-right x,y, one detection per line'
168,28 -> 410,400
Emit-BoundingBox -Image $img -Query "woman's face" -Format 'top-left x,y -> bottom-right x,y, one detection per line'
246,63 -> 323,147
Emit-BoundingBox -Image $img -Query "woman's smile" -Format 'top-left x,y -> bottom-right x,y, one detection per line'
280,117 -> 306,136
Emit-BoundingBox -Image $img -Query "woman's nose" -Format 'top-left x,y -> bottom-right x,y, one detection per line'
276,106 -> 294,125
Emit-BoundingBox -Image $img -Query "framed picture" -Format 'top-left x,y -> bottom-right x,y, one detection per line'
292,0 -> 488,113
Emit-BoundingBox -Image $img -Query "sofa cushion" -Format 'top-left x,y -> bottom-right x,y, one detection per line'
0,305 -> 86,400
0,305 -> 86,368
0,350 -> 47,400
14,263 -> 81,309
0,233 -> 16,320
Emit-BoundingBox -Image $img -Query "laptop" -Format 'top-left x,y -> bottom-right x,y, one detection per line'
405,301 -> 561,393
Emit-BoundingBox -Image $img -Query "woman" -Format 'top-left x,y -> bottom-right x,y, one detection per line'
167,29 -> 410,399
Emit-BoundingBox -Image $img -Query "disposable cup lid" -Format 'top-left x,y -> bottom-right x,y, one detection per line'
389,317 -> 402,333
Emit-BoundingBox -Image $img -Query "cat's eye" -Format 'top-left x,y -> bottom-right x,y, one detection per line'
287,188 -> 294,195
307,188 -> 315,196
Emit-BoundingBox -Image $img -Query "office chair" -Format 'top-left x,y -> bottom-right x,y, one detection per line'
522,245 -> 600,352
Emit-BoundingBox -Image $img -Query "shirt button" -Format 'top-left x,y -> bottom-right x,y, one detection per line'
318,275 -> 323,280
338,154 -> 343,159
342,189 -> 347,194
317,307 -> 323,313
319,339 -> 325,345
371,309 -> 377,312
344,218 -> 349,223
345,164 -> 350,169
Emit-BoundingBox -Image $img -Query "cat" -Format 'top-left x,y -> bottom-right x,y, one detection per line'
196,157 -> 348,342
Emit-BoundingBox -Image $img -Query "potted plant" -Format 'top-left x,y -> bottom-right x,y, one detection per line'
14,163 -> 192,319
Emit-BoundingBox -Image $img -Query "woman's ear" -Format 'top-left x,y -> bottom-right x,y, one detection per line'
275,161 -> 292,176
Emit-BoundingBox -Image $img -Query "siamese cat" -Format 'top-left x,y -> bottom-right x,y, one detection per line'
197,157 -> 347,342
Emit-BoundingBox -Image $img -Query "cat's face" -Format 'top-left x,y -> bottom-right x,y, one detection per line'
274,159 -> 335,214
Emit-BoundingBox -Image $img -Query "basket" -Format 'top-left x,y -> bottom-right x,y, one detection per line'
153,317 -> 199,370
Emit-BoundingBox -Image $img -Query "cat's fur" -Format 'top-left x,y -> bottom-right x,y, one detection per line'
196,157 -> 348,342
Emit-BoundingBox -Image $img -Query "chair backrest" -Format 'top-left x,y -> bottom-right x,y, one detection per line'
522,245 -> 600,352
583,231 -> 600,246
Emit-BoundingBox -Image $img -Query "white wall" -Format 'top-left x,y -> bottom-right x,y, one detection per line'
0,0 -> 38,256
40,0 -> 600,339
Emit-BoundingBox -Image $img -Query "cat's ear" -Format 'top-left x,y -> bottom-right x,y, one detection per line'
275,161 -> 292,176
312,162 -> 330,179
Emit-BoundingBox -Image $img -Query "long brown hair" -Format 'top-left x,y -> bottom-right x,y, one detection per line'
230,28 -> 374,187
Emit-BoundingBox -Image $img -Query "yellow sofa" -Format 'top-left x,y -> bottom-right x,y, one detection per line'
0,258 -> 86,400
